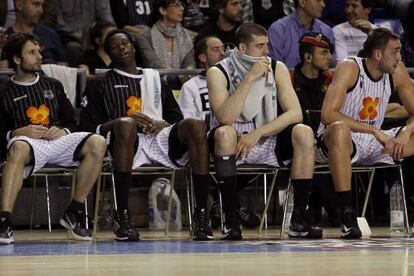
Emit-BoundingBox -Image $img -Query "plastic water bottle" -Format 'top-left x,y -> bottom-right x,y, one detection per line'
390,180 -> 404,236
283,184 -> 294,235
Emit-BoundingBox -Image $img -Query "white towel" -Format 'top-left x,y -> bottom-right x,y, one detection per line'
140,68 -> 163,120
41,64 -> 77,106
227,49 -> 277,127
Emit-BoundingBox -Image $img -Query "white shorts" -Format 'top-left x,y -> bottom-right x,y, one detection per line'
208,123 -> 294,167
106,125 -> 189,169
8,132 -> 93,178
316,127 -> 401,165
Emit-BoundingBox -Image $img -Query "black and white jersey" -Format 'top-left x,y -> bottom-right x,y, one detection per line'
0,73 -> 76,132
317,57 -> 393,136
79,68 -> 183,133
178,73 -> 210,120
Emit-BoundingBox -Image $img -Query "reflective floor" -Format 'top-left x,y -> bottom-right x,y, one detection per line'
0,228 -> 413,275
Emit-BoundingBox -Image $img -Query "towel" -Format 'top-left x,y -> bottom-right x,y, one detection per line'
227,49 -> 277,127
140,68 -> 163,120
41,64 -> 77,106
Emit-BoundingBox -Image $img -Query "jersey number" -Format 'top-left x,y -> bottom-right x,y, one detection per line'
135,1 -> 151,15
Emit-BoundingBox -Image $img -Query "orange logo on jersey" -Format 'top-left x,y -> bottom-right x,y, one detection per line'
126,96 -> 141,116
359,97 -> 379,120
26,104 -> 50,125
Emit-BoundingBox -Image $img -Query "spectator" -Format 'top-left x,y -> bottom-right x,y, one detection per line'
78,20 -> 116,79
182,0 -> 209,32
268,0 -> 335,69
194,0 -> 243,50
333,0 -> 375,62
252,0 -> 285,30
321,0 -> 347,27
0,0 -> 67,67
144,0 -> 195,70
291,32 -> 339,226
55,0 -> 114,67
0,0 -> 16,29
110,0 -> 154,33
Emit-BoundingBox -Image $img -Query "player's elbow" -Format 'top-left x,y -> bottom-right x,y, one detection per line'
321,110 -> 334,125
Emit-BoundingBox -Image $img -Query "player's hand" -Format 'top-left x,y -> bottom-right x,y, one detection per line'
246,59 -> 271,82
129,112 -> 154,132
374,129 -> 394,156
351,20 -> 373,34
393,127 -> 411,160
146,120 -> 170,134
235,131 -> 261,160
43,127 -> 67,140
12,125 -> 48,139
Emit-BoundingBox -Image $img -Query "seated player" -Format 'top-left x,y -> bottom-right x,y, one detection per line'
79,30 -> 212,241
0,33 -> 107,245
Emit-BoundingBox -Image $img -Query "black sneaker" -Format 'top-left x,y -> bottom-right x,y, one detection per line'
239,207 -> 260,228
221,210 -> 242,240
288,208 -> 323,239
192,208 -> 214,241
0,216 -> 14,245
60,209 -> 92,241
113,209 -> 140,241
209,200 -> 221,230
340,207 -> 362,239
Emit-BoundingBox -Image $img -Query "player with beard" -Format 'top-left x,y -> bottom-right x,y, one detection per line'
0,33 -> 107,244
194,0 -> 243,50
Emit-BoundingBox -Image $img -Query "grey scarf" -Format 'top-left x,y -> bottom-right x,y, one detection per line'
228,48 -> 278,127
150,21 -> 193,69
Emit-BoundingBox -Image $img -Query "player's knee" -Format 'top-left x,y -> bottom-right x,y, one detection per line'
291,124 -> 314,150
113,117 -> 136,142
84,134 -> 107,160
214,126 -> 237,145
325,122 -> 351,147
7,141 -> 30,163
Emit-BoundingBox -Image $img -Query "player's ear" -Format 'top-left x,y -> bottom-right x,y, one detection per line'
199,53 -> 207,63
13,55 -> 21,66
239,43 -> 247,53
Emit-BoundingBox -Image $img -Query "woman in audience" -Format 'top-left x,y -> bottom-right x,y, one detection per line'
78,20 -> 116,79
140,0 -> 195,88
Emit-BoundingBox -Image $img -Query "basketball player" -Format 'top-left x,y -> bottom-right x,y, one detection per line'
207,23 -> 321,240
79,30 -> 212,241
318,27 -> 414,239
0,33 -> 107,245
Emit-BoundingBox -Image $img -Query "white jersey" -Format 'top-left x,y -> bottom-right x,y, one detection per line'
318,57 -> 393,136
178,74 -> 210,121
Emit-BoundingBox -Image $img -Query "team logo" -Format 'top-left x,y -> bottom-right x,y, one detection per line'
126,96 -> 141,116
359,97 -> 379,120
81,96 -> 88,107
26,104 -> 50,125
43,90 -> 54,99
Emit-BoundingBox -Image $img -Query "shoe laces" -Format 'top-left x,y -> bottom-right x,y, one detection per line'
117,210 -> 134,229
71,210 -> 93,229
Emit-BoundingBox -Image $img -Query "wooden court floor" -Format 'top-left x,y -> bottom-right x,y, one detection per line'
0,227 -> 413,275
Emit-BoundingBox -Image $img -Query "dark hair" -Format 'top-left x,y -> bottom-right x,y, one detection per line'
294,0 -> 299,7
361,0 -> 375,9
152,0 -> 185,22
89,20 -> 116,49
103,29 -> 135,56
362,27 -> 400,57
2,32 -> 41,70
235,23 -> 267,47
299,32 -> 333,62
194,36 -> 217,67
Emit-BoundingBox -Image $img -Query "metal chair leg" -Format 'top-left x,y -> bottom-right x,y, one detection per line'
258,170 -> 278,235
399,165 -> 410,236
30,176 -> 38,230
280,178 -> 292,237
45,175 -> 51,232
186,168 -> 193,237
165,169 -> 176,236
263,174 -> 267,229
361,168 -> 376,217
93,173 -> 102,237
